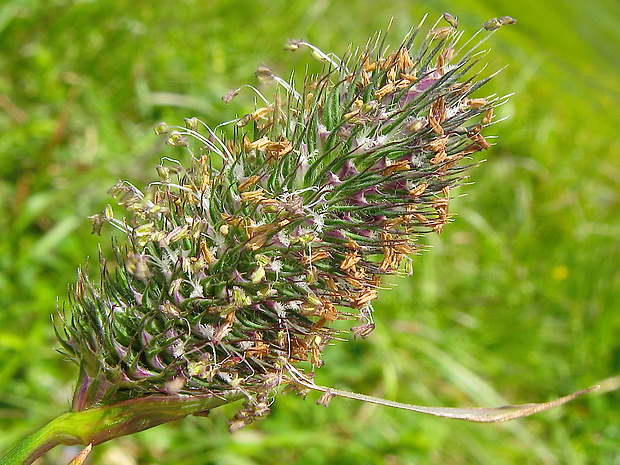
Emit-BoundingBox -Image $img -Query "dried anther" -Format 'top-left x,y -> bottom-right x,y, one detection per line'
443,12 -> 458,28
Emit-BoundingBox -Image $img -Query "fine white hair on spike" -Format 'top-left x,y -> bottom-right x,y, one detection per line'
297,40 -> 350,75
272,74 -> 301,100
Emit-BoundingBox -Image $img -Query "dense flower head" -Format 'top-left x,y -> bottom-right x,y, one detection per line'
57,15 -> 513,429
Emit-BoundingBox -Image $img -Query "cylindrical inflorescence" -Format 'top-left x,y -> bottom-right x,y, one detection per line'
56,14 -> 514,430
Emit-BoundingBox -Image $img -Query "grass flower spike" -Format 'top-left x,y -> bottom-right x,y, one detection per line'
63,14 -> 505,415
1,14 -> 597,465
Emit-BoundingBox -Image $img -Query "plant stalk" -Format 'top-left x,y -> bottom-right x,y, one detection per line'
0,392 -> 243,465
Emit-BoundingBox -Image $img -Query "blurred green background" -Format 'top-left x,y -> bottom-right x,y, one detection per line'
1,0 -> 619,463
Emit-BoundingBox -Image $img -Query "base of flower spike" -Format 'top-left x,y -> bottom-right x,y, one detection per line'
0,392 -> 243,465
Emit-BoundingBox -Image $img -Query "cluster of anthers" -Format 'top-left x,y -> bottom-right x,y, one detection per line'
58,14 -> 529,431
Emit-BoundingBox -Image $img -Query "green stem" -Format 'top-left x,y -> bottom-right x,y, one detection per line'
0,392 -> 243,465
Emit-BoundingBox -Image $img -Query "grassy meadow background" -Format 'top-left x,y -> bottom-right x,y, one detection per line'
1,0 -> 619,463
